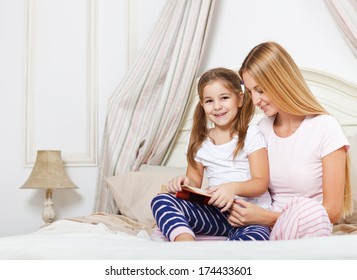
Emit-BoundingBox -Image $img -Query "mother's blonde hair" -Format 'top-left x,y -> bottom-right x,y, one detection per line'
239,41 -> 352,218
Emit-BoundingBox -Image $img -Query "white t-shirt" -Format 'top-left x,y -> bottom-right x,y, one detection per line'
194,125 -> 272,209
258,114 -> 350,212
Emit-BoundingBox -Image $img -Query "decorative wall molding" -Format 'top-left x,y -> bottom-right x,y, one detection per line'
24,0 -> 98,167
126,0 -> 138,68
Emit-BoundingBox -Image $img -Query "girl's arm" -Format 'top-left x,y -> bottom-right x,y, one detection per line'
208,147 -> 269,211
186,162 -> 204,188
321,147 -> 346,223
166,161 -> 204,193
209,147 -> 269,198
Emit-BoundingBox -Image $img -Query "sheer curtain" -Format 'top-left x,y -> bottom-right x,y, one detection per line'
95,0 -> 216,212
325,0 -> 357,57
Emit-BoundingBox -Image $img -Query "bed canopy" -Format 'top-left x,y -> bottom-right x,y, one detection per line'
95,0 -> 216,213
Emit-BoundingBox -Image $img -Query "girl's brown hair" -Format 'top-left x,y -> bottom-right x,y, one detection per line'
187,67 -> 255,172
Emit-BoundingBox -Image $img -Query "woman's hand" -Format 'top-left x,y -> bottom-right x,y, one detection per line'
207,183 -> 236,212
228,199 -> 273,227
167,175 -> 191,194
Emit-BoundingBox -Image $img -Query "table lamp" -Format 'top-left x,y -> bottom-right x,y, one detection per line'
21,150 -> 78,224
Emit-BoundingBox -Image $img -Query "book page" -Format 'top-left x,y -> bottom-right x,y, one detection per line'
181,185 -> 212,197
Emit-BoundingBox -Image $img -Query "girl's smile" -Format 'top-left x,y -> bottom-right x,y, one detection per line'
201,81 -> 242,129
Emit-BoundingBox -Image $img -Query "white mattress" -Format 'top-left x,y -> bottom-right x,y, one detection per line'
1,220 -> 356,260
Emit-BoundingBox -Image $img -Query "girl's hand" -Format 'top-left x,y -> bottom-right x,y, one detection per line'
207,183 -> 236,212
228,199 -> 267,226
167,175 -> 190,194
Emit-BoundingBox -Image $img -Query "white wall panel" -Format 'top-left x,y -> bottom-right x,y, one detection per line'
25,0 -> 98,166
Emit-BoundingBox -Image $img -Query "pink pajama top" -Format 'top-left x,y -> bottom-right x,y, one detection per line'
258,114 -> 350,212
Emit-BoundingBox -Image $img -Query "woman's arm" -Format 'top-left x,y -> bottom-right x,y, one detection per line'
322,147 -> 346,223
228,200 -> 280,227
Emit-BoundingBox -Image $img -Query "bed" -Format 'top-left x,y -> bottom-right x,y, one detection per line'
1,67 -> 357,260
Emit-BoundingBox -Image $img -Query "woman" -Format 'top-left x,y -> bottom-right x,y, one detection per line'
228,41 -> 352,240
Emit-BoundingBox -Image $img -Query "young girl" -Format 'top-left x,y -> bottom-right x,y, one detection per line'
151,67 -> 271,242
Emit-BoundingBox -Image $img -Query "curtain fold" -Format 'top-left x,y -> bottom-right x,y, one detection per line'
95,0 -> 216,213
325,0 -> 357,57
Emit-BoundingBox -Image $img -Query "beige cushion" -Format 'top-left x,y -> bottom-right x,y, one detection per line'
105,165 -> 185,227
139,164 -> 186,173
341,135 -> 357,223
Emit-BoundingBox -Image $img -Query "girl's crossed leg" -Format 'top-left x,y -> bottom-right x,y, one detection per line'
151,193 -> 270,241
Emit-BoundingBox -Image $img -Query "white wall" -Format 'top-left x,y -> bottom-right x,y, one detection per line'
0,0 -> 166,236
199,0 -> 357,83
0,0 -> 356,236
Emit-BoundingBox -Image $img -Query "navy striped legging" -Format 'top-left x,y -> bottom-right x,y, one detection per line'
151,193 -> 270,242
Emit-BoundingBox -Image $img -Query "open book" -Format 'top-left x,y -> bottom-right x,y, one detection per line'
176,185 -> 212,205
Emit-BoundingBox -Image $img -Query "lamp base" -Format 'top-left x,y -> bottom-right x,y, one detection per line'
42,189 -> 56,224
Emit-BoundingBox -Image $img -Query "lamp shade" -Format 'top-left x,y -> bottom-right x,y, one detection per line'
21,150 -> 78,190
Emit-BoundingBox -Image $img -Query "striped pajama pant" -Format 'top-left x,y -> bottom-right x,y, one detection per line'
151,193 -> 270,242
270,197 -> 332,240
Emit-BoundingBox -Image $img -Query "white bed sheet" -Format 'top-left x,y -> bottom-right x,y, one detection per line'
1,220 -> 357,260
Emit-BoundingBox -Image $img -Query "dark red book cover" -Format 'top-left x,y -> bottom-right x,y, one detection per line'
176,185 -> 211,205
